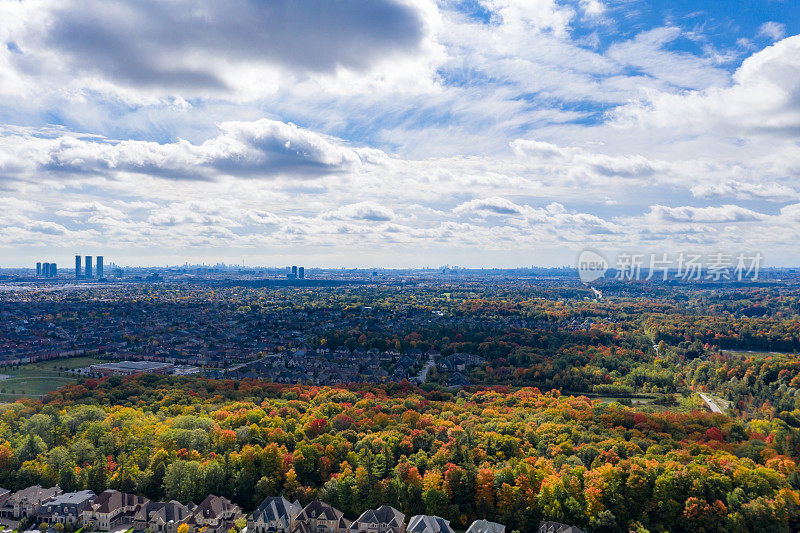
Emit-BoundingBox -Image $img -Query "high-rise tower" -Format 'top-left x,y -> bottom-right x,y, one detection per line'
36,262 -> 42,277
75,255 -> 82,279
97,256 -> 104,278
85,256 -> 93,278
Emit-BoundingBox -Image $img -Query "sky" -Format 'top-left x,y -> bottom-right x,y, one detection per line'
1,0 -> 800,268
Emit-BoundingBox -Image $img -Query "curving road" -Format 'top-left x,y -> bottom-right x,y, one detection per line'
698,392 -> 724,414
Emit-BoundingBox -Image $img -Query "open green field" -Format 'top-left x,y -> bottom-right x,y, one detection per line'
725,350 -> 798,359
0,356 -> 102,401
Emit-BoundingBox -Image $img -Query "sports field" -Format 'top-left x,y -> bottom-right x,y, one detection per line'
0,356 -> 102,401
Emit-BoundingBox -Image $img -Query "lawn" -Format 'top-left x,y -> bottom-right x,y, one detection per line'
725,350 -> 797,358
0,356 -> 102,401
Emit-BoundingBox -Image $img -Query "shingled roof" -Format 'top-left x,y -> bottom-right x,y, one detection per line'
353,505 -> 405,528
407,515 -> 453,533
251,497 -> 300,525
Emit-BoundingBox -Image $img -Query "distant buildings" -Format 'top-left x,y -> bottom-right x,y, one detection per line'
36,262 -> 57,278
30,254 -> 108,280
287,265 -> 306,279
89,361 -> 174,376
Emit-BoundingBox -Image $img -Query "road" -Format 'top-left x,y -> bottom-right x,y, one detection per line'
698,392 -> 724,414
413,358 -> 436,383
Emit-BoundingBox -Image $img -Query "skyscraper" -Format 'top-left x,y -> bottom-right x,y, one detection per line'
97,256 -> 104,278
292,265 -> 298,276
42,262 -> 50,278
75,255 -> 82,279
298,266 -> 305,279
85,256 -> 93,278
36,262 -> 42,277
49,263 -> 57,278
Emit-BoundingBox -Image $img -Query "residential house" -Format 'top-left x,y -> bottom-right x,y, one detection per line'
0,485 -> 63,519
538,522 -> 584,533
185,495 -> 243,533
0,488 -> 11,510
247,497 -> 301,533
291,501 -> 350,533
465,520 -> 505,533
36,490 -> 96,524
133,500 -> 194,533
83,490 -> 149,530
406,516 -> 454,533
350,505 -> 405,533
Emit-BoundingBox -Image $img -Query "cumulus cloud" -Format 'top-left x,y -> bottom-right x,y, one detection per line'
646,204 -> 768,223
691,181 -> 800,201
11,0 -> 431,92
26,221 -> 67,235
611,34 -> 800,135
322,202 -> 395,222
454,197 -> 525,216
510,139 -> 659,179
0,119 -> 365,182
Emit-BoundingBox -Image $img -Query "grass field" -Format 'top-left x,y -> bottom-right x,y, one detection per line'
725,350 -> 797,358
0,356 -> 102,401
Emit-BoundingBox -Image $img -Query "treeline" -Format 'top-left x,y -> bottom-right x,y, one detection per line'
0,376 -> 796,532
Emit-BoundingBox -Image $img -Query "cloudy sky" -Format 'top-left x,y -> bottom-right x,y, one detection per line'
1,0 -> 799,268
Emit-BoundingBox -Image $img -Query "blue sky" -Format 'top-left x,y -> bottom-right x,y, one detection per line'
0,0 -> 799,267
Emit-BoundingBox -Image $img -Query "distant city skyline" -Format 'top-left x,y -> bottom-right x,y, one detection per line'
1,1 -> 799,265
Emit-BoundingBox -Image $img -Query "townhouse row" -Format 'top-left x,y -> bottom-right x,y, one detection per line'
0,487 -> 508,533
0,486 -> 241,533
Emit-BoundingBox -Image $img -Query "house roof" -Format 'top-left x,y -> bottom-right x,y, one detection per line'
10,486 -> 61,504
191,494 -> 239,521
353,505 -> 405,528
407,515 -> 453,533
296,500 -> 344,522
252,497 -> 300,524
538,522 -> 585,533
135,500 -> 193,524
43,490 -> 96,507
88,490 -> 147,513
465,520 -> 505,533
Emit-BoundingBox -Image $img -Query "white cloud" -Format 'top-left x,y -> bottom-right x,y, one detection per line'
646,204 -> 768,223
322,202 -> 396,222
691,181 -> 800,201
610,34 -> 800,135
758,21 -> 786,41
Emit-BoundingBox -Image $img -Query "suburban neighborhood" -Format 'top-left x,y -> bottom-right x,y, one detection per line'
0,486 -> 579,533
